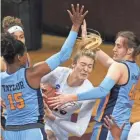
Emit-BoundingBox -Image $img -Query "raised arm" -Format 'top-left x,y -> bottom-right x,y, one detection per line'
27,4 -> 88,89
96,50 -> 114,67
81,20 -> 114,68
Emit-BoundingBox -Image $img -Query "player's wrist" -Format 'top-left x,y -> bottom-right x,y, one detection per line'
71,94 -> 78,101
71,25 -> 80,32
114,138 -> 120,140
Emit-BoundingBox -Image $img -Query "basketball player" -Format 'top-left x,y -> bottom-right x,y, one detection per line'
1,4 -> 88,140
1,16 -> 31,71
0,16 -> 30,140
41,20 -> 102,140
48,29 -> 140,140
42,50 -> 96,140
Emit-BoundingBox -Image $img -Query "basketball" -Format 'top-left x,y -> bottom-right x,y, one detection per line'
41,83 -> 60,109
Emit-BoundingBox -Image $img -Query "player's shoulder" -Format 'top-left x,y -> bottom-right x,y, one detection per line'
54,66 -> 71,73
83,79 -> 94,88
109,61 -> 128,73
0,71 -> 5,80
77,79 -> 94,93
112,60 -> 131,68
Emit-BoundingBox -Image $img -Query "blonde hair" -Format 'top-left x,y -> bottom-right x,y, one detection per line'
76,30 -> 102,51
71,30 -> 102,61
72,49 -> 96,64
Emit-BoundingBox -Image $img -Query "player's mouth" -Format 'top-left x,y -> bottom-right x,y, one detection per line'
113,53 -> 118,58
81,73 -> 88,77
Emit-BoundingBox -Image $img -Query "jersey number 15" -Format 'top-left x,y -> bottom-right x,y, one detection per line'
8,93 -> 25,110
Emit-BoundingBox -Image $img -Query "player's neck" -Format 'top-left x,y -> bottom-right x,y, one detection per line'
123,55 -> 135,62
6,63 -> 22,74
67,72 -> 84,87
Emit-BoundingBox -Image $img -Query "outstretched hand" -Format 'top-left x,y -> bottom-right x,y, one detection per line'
68,4 -> 88,32
47,93 -> 74,109
103,115 -> 125,140
44,101 -> 56,121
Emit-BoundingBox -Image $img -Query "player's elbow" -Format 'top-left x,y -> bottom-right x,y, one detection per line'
107,59 -> 114,67
60,51 -> 72,63
74,127 -> 86,137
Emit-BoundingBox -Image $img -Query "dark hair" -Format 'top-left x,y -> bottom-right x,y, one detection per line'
116,31 -> 140,58
1,33 -> 26,64
2,16 -> 23,32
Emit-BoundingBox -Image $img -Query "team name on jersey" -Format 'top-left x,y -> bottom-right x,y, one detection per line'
2,81 -> 25,92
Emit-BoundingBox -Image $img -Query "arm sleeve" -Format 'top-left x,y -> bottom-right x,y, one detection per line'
77,77 -> 116,101
46,31 -> 77,70
54,100 -> 95,137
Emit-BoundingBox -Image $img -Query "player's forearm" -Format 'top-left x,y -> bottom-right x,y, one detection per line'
96,50 -> 114,68
77,86 -> 108,100
77,77 -> 115,100
46,31 -> 77,70
54,118 -> 85,137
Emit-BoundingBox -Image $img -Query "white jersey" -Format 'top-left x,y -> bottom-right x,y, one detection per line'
41,67 -> 95,140
128,122 -> 140,140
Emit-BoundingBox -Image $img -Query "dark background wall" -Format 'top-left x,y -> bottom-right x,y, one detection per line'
1,0 -> 42,50
42,0 -> 140,41
1,0 -> 140,50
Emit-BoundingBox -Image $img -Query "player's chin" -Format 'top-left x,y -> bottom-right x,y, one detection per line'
79,76 -> 87,81
113,56 -> 118,61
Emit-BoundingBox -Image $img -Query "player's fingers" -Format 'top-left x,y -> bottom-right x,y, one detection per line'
71,4 -> 76,14
55,92 -> 61,95
82,10 -> 88,17
42,94 -> 48,99
76,4 -> 80,13
47,96 -> 58,100
104,117 -> 110,127
67,10 -> 73,18
103,123 -> 110,130
121,123 -> 125,130
49,102 -> 61,107
80,5 -> 84,14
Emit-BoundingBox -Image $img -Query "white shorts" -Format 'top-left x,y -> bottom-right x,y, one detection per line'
128,122 -> 140,140
45,119 -> 69,140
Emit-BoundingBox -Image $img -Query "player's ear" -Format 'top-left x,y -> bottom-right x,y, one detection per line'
71,63 -> 76,69
17,55 -> 23,62
127,48 -> 134,56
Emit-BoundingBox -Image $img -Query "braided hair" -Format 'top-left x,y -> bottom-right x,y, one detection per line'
1,33 -> 26,64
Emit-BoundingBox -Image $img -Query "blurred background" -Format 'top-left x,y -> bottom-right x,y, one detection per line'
2,0 -> 140,50
1,0 -> 140,139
